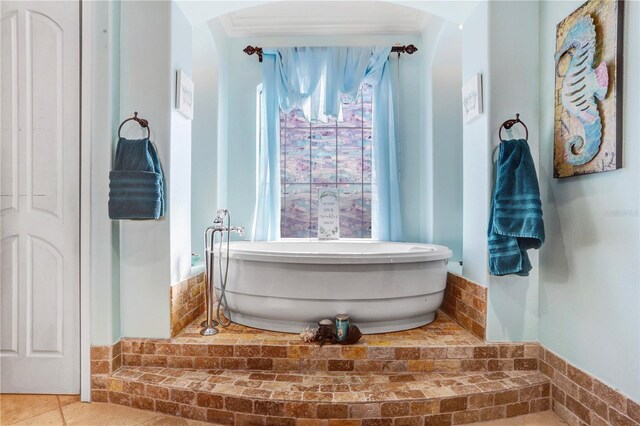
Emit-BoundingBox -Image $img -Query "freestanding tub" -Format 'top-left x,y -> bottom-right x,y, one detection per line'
212,241 -> 452,334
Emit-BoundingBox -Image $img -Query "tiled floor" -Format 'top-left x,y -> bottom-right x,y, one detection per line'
0,394 -> 567,425
0,394 -> 209,425
174,311 -> 485,347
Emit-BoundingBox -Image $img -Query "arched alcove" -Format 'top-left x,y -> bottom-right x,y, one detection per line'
188,1 -> 470,252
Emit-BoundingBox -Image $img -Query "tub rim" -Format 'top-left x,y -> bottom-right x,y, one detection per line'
212,240 -> 453,264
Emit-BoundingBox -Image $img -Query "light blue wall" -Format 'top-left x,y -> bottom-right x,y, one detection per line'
485,0 -> 540,343
209,20 -> 230,210
420,19 -> 444,249
118,0 -> 172,339
191,24 -> 219,254
169,2 -> 194,283
90,0 -> 121,345
117,1 -> 194,338
430,22 -> 463,261
538,0 -> 640,401
461,1 -> 540,342
215,33 -> 425,242
91,0 -> 199,344
461,1 -> 491,286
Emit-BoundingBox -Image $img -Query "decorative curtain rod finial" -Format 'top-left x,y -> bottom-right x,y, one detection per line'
243,45 -> 264,62
394,44 -> 418,54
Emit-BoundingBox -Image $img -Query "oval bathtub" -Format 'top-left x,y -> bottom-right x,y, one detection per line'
212,241 -> 452,334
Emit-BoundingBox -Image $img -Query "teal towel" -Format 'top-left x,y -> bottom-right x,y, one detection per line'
109,138 -> 165,220
488,139 -> 544,276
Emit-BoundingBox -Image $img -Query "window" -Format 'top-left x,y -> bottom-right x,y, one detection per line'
280,84 -> 373,238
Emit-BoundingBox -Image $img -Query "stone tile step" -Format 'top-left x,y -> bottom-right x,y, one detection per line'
120,313 -> 539,374
119,340 -> 540,374
175,311 -> 484,347
101,367 -> 551,425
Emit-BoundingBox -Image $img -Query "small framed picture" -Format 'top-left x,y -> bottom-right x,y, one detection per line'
317,188 -> 340,240
176,70 -> 194,120
462,73 -> 483,123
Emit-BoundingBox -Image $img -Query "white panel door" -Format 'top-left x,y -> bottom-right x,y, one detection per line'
1,0 -> 80,393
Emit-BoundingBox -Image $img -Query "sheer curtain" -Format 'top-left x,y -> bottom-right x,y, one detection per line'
252,46 -> 403,241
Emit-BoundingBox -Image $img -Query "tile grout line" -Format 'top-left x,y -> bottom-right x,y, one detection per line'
56,395 -> 67,426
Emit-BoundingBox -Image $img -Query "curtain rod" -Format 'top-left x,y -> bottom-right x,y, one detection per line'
243,44 -> 418,63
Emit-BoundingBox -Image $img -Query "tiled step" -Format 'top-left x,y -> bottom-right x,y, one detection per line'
103,367 -> 551,425
120,341 -> 539,374
119,312 -> 539,374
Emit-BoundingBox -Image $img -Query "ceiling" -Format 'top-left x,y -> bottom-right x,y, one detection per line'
176,1 -> 480,29
218,1 -> 430,37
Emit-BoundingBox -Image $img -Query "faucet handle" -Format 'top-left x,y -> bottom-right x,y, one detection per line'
231,226 -> 245,236
213,208 -> 228,224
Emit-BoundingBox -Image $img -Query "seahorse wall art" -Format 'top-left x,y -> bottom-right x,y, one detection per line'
555,16 -> 608,166
553,0 -> 623,178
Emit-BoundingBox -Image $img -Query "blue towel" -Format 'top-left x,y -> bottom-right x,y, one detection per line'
109,138 -> 165,220
488,139 -> 544,276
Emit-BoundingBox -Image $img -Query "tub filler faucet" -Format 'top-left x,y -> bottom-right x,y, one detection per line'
213,210 -> 245,236
201,209 -> 244,336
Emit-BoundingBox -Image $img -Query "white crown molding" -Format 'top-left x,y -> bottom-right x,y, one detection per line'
219,2 -> 428,37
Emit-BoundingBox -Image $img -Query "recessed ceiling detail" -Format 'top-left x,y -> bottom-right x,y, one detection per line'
218,1 -> 430,37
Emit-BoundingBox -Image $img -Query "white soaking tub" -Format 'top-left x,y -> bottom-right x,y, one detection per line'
212,241 -> 452,334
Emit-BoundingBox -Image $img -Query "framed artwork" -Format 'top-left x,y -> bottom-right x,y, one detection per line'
462,73 -> 483,123
176,70 -> 194,120
317,188 -> 340,240
553,0 -> 624,178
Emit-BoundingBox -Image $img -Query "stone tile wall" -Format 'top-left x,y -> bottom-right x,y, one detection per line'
170,273 -> 206,338
539,347 -> 640,425
90,341 -> 122,402
441,273 -> 487,340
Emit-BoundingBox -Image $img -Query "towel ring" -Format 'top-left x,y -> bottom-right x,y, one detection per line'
118,112 -> 150,139
499,113 -> 528,142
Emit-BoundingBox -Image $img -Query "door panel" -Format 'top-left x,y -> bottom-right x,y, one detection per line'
1,12 -> 18,214
28,10 -> 64,219
0,235 -> 18,355
28,236 -> 64,355
1,1 -> 80,393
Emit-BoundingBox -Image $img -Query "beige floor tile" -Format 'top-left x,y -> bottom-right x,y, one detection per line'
0,394 -> 60,425
2,395 -> 563,426
11,408 -> 64,425
472,411 -> 567,425
62,402 -> 161,425
57,394 -> 81,407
